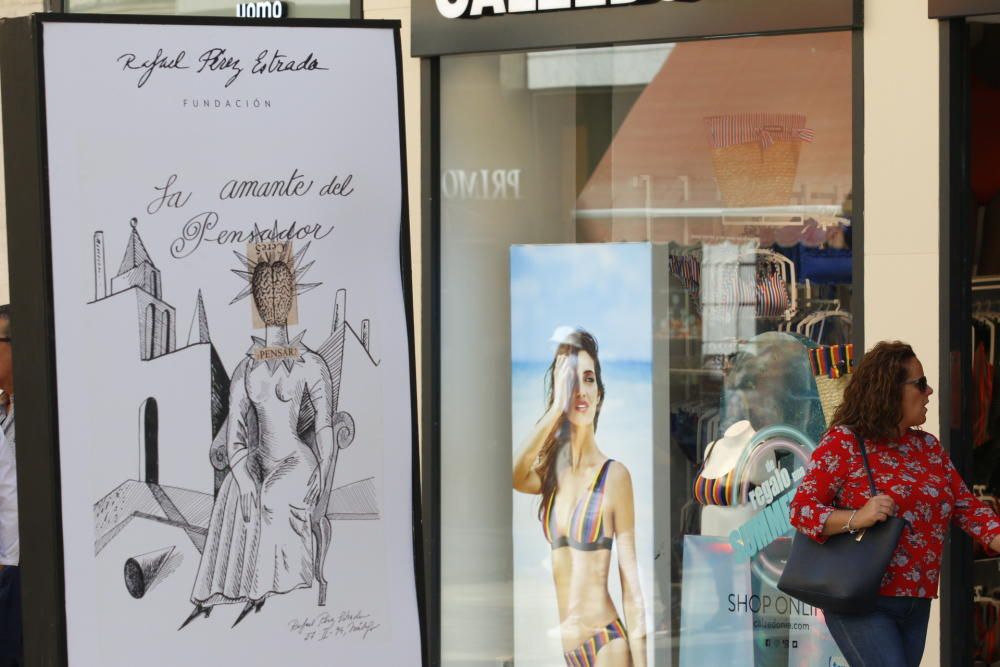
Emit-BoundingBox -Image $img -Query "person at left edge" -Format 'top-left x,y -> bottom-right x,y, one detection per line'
0,305 -> 21,667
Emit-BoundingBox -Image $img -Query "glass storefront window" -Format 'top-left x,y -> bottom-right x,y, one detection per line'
440,32 -> 854,667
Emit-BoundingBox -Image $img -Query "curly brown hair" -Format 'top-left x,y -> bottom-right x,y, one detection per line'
830,340 -> 916,440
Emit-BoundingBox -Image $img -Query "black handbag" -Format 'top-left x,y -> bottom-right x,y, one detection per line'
777,434 -> 907,614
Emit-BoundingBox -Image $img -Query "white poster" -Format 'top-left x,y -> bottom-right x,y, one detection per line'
39,19 -> 420,666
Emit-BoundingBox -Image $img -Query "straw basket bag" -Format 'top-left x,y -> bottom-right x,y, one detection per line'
704,113 -> 814,207
815,373 -> 851,427
810,344 -> 855,427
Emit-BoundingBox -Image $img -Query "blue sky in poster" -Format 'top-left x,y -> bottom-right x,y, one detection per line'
509,243 -> 651,363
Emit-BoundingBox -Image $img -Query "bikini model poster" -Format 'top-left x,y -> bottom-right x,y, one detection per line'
510,243 -> 661,667
8,16 -> 420,667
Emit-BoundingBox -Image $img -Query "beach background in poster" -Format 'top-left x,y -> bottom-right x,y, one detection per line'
40,21 -> 419,667
510,243 -> 654,667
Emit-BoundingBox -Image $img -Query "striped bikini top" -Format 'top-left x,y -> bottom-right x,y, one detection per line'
693,468 -> 739,506
693,441 -> 740,506
543,459 -> 614,551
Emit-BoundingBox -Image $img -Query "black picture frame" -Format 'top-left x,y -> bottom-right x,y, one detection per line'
0,13 -> 425,667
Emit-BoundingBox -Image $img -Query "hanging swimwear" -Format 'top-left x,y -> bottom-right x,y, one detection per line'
669,252 -> 702,307
543,459 -> 615,551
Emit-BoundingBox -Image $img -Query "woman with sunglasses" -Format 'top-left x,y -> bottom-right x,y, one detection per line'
790,340 -> 1000,667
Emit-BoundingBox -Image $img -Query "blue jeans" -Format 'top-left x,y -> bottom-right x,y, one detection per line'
824,596 -> 931,667
0,566 -> 20,667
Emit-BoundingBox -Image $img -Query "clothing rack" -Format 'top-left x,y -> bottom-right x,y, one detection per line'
666,238 -> 853,369
973,275 -> 1000,292
973,584 -> 1000,665
688,234 -> 758,244
738,247 -> 798,319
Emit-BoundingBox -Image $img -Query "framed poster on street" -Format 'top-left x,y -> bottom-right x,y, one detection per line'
0,14 -> 422,667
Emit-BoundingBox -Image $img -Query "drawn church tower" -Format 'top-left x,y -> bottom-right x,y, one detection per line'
89,218 -> 230,497
94,218 -> 176,360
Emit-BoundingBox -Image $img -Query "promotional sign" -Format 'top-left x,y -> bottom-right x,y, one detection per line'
29,17 -> 418,667
678,421 -> 845,667
509,243 -> 660,667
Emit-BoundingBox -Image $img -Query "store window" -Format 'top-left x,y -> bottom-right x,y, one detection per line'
439,31 -> 855,667
962,17 -> 1000,664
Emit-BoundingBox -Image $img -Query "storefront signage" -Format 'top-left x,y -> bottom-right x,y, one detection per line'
440,168 -> 521,200
412,0 -> 860,57
726,458 -> 805,561
10,16 -> 421,667
236,1 -> 288,18
748,460 -> 794,510
434,0 -> 692,20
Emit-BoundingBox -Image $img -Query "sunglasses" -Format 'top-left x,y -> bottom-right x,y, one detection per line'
902,376 -> 929,393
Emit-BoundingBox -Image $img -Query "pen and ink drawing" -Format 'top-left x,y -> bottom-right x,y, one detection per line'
88,218 -> 381,630
124,545 -> 182,599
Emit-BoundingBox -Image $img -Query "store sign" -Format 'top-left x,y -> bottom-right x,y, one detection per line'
236,1 -> 288,18
34,18 -> 420,667
730,461 -> 803,561
435,0 -> 696,18
441,168 -> 521,200
413,0 -> 857,57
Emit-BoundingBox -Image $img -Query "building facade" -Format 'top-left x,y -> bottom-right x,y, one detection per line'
0,0 -> 996,665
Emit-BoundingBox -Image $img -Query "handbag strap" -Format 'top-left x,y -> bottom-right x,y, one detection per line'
855,432 -> 879,496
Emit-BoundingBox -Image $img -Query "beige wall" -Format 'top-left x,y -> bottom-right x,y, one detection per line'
863,2 -> 942,665
363,0 -> 422,442
0,0 -> 42,305
0,0 -> 41,17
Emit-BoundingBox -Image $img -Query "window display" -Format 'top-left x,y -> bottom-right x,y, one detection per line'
440,30 -> 854,667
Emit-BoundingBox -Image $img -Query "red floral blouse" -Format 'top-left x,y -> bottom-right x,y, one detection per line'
789,426 -> 1000,598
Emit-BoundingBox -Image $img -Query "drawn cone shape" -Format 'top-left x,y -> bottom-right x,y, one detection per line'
124,546 -> 175,599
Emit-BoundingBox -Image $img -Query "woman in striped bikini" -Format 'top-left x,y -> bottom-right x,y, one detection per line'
513,328 -> 646,667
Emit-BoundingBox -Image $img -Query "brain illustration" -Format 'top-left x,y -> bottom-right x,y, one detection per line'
251,259 -> 295,326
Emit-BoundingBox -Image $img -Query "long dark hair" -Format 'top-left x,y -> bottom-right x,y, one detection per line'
536,328 -> 605,522
830,340 -> 915,440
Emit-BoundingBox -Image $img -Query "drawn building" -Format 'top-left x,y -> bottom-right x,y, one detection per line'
88,220 -> 229,500
90,221 -> 381,560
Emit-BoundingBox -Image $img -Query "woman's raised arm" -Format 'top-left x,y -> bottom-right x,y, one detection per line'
512,354 -> 572,494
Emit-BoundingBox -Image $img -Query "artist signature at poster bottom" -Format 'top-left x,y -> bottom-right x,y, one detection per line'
289,610 -> 381,641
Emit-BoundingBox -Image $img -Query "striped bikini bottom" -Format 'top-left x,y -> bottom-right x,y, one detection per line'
562,618 -> 628,667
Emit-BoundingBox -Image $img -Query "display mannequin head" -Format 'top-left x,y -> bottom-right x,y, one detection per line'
702,420 -> 755,477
